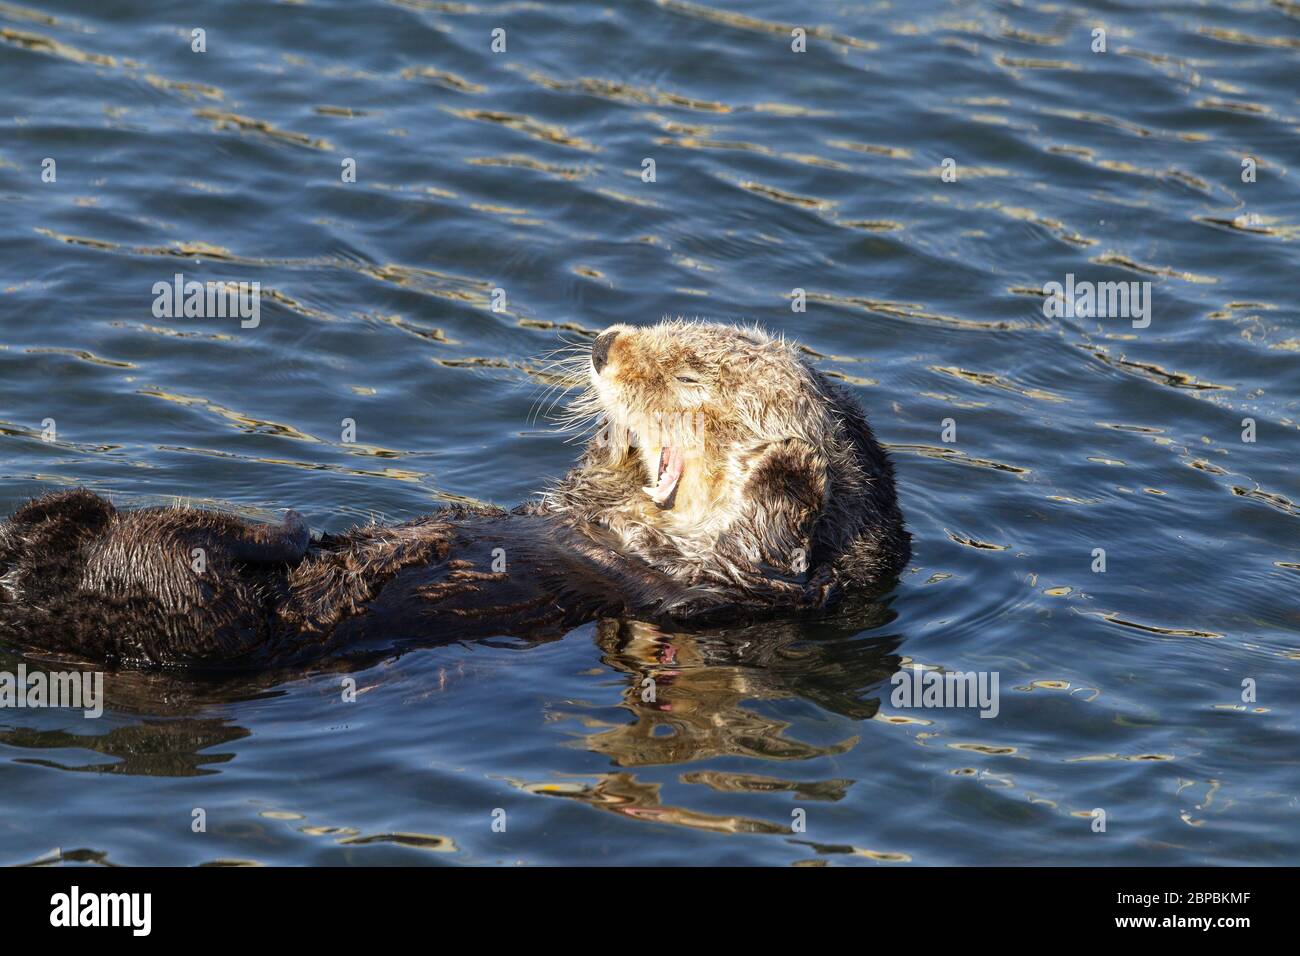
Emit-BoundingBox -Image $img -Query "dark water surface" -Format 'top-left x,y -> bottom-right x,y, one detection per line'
1,0 -> 1298,865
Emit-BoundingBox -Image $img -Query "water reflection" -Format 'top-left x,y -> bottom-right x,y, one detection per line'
521,604 -> 904,837
587,603 -> 903,767
0,718 -> 246,777
1,599 -> 902,792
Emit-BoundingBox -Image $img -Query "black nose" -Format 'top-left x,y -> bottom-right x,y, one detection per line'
591,330 -> 617,373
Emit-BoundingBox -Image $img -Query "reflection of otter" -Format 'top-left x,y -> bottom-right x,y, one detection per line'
524,610 -> 903,836
0,320 -> 909,669
584,606 -> 903,768
0,717 -> 247,777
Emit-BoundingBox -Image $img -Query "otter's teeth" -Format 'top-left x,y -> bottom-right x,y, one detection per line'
643,446 -> 683,505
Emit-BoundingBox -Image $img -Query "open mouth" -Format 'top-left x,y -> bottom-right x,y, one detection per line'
642,445 -> 683,506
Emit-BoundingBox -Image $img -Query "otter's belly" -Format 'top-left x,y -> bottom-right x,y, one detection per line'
304,516 -> 629,652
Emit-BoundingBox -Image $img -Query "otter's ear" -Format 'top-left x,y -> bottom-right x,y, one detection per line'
739,438 -> 827,575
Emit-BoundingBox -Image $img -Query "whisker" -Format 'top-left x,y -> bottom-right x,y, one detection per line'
523,344 -> 590,426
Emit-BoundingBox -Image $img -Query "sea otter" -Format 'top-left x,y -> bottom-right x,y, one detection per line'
0,320 -> 909,670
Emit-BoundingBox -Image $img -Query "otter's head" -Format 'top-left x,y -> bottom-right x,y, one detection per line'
547,319 -> 907,604
586,321 -> 832,519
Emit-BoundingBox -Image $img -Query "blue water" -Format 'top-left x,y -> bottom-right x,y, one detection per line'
1,0 -> 1297,865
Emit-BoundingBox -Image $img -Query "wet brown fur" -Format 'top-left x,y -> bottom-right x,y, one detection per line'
0,320 -> 909,670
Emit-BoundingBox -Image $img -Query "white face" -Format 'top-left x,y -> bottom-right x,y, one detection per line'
577,320 -> 830,525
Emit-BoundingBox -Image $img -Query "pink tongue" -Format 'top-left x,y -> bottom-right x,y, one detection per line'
643,446 -> 683,505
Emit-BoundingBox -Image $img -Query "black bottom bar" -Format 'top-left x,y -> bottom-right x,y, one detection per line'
1,866 -> 1279,940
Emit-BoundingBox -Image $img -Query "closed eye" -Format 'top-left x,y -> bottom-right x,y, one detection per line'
676,375 -> 701,384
